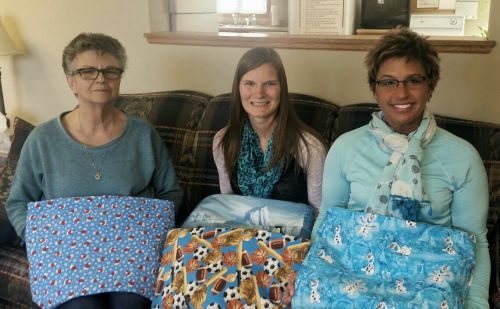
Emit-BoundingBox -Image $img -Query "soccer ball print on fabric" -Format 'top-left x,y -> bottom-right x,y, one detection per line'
151,227 -> 310,308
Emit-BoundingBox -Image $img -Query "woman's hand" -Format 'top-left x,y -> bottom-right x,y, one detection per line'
282,272 -> 297,306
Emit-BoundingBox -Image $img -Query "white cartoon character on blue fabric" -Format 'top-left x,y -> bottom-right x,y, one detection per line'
395,279 -> 407,294
388,241 -> 412,256
343,280 -> 366,295
429,264 -> 453,285
405,220 -> 417,228
310,279 -> 321,303
334,224 -> 342,246
316,248 -> 334,264
357,212 -> 377,237
376,301 -> 389,309
443,235 -> 456,255
361,251 -> 375,275
440,299 -> 449,309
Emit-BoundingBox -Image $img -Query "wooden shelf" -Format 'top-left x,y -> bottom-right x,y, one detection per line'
145,31 -> 496,54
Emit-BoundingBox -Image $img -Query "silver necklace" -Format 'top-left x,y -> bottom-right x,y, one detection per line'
83,145 -> 104,181
78,110 -> 106,181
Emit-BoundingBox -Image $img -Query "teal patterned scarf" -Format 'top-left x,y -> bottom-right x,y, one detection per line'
367,109 -> 437,221
237,121 -> 284,198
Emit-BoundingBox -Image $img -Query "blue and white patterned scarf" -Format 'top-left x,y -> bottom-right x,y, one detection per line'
367,109 -> 437,221
237,121 -> 284,198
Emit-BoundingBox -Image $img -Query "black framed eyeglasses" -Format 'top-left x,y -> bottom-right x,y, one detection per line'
71,67 -> 123,80
375,75 -> 427,90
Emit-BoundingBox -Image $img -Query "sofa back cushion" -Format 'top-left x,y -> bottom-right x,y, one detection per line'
434,115 -> 500,228
0,117 -> 36,248
116,90 -> 212,224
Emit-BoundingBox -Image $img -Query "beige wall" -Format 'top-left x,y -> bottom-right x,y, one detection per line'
0,0 -> 499,126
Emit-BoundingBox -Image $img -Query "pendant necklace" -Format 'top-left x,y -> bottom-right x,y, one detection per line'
83,144 -> 104,181
78,110 -> 106,181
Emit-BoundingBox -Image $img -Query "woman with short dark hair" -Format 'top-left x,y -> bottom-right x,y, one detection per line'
6,32 -> 182,309
285,27 -> 489,308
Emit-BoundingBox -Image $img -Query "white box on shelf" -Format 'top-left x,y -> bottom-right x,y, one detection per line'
291,0 -> 356,35
169,0 -> 217,13
410,14 -> 465,36
170,13 -> 218,32
455,0 -> 478,20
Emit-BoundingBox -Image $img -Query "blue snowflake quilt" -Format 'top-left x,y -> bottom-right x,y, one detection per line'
293,207 -> 476,309
25,195 -> 175,309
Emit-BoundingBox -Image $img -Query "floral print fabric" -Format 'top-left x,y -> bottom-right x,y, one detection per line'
293,207 -> 475,309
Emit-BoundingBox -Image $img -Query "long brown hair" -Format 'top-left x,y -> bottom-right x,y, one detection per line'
219,47 -> 325,188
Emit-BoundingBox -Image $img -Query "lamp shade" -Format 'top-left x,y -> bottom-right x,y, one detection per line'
0,17 -> 22,56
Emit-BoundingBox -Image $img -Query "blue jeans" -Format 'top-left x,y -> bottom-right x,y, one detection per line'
56,292 -> 151,309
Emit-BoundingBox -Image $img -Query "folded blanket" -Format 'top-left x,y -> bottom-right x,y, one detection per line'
182,194 -> 314,238
152,227 -> 310,308
25,195 -> 174,309
293,207 -> 476,309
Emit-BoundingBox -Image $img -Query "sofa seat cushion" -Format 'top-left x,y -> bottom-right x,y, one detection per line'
0,246 -> 35,308
0,165 -> 23,247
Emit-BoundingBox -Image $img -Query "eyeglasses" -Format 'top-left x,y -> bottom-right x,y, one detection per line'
375,75 -> 427,90
71,67 -> 123,80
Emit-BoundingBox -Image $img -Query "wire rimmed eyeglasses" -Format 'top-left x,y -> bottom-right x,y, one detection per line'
375,75 -> 427,90
71,67 -> 123,80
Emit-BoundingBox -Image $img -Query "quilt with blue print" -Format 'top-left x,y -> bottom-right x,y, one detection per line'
293,207 -> 476,309
182,194 -> 315,239
151,227 -> 310,308
25,195 -> 175,309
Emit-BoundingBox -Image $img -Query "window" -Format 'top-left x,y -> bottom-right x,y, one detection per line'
217,0 -> 267,14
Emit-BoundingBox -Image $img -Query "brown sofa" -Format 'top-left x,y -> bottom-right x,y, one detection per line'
0,90 -> 498,308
